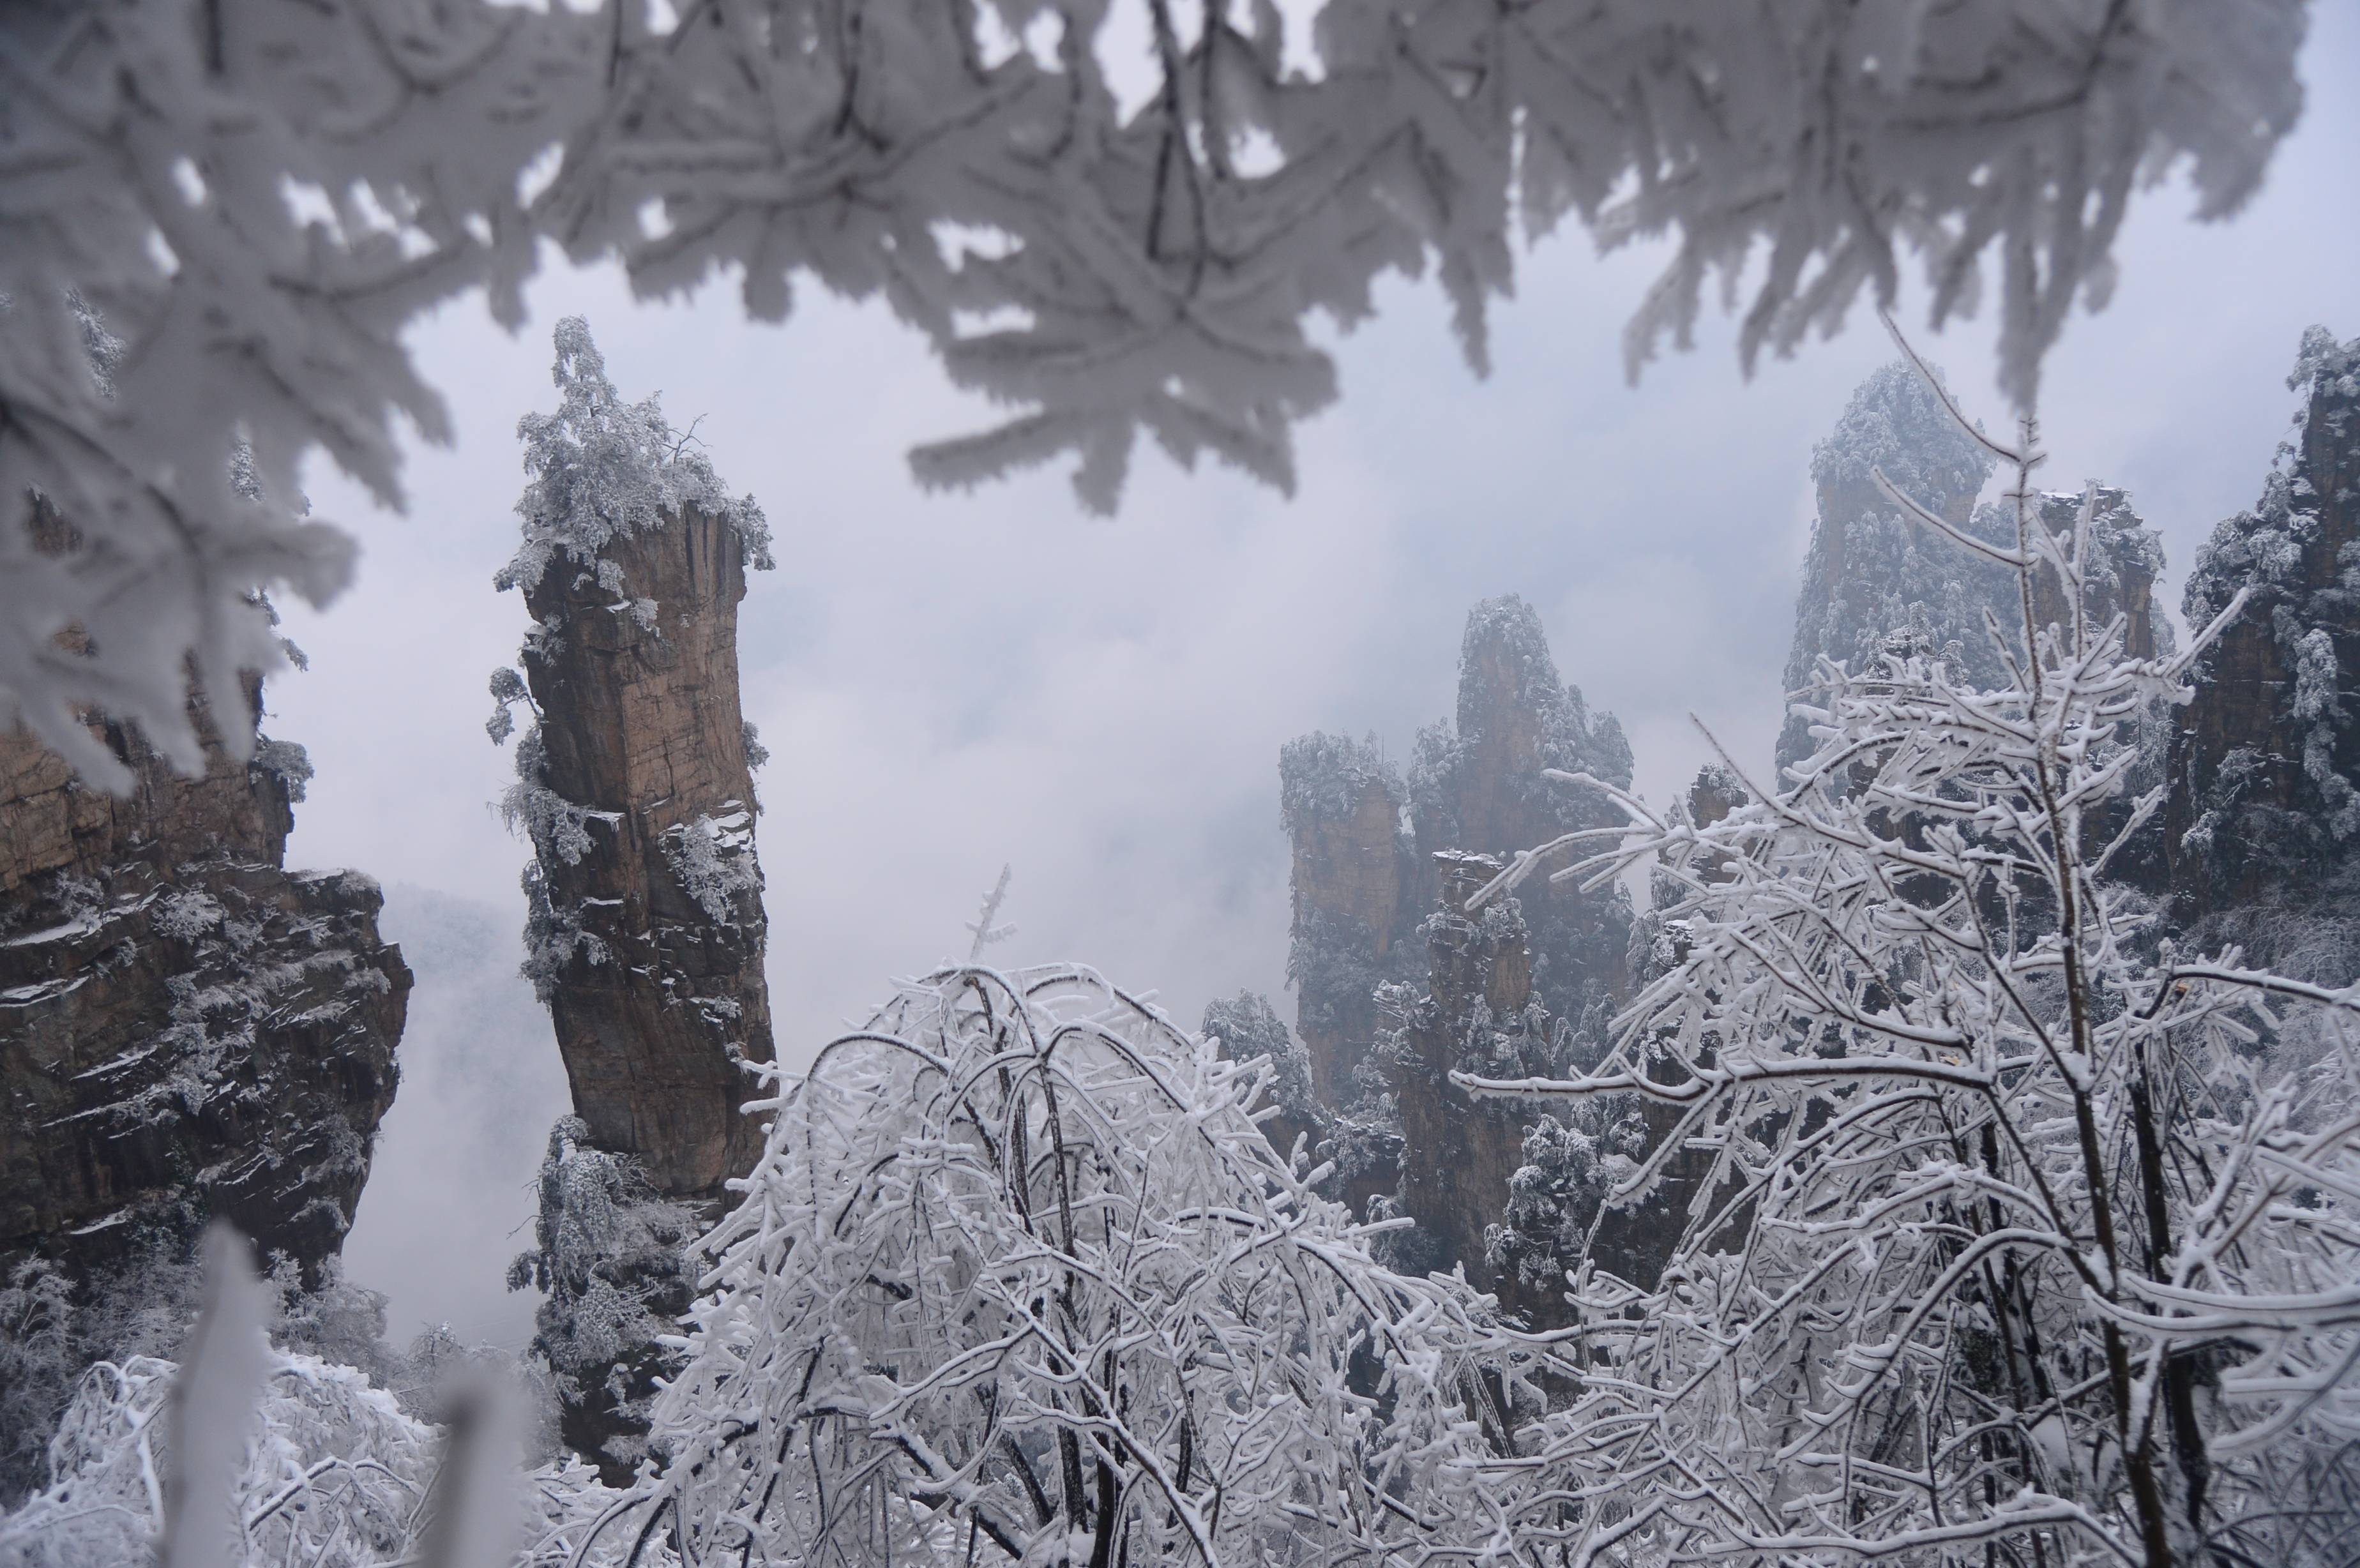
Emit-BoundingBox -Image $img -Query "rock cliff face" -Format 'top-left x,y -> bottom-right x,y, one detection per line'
1278,733 -> 1421,1111
1783,363 -> 2177,886
1275,598 -> 1637,1306
1780,362 -> 2004,771
1381,853 -> 1559,1318
1283,599 -> 1634,1118
508,503 -> 775,1199
0,697 -> 408,1286
491,319 -> 777,1204
2168,328 -> 2360,928
489,318 -> 778,1477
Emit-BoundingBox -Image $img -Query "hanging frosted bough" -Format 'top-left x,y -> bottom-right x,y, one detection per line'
1,0 -> 2310,785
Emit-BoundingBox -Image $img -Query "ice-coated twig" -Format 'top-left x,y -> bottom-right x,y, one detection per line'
965,863 -> 1018,962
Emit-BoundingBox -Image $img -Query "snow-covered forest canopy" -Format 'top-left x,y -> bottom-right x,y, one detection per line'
8,4 -> 2360,1568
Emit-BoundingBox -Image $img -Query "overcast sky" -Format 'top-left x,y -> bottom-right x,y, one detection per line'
308,8 -> 2360,1348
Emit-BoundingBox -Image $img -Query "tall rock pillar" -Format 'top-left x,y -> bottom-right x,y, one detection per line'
491,319 -> 776,1202
1278,734 -> 1418,1109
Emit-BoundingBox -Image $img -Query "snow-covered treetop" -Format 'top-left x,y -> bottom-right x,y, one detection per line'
1457,331 -> 2360,1566
618,963 -> 1528,1568
495,318 -> 772,599
1278,730 -> 1398,834
3,0 -> 2308,788
1201,988 -> 1317,1125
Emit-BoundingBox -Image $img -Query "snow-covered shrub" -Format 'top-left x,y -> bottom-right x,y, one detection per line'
505,1119 -> 694,1472
1484,1105 -> 1646,1296
1278,730 -> 1397,833
250,737 -> 312,804
0,1262 -> 75,1508
496,318 -> 772,601
0,1349 -> 650,1568
0,1352 -> 434,1568
658,807 -> 760,926
0,1226 -> 650,1568
1465,326 -> 2360,1566
613,965 -> 1529,1568
1200,989 -> 1318,1131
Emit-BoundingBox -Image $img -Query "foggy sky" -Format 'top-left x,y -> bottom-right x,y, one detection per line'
305,8 -> 2360,1349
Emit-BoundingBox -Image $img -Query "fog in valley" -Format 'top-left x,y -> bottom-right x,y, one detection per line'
14,5 -> 2360,1563
292,11 -> 2360,1353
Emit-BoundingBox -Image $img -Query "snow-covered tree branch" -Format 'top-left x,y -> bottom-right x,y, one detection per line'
1462,321 -> 2360,1568
3,0 -> 2309,786
603,963 -> 1534,1568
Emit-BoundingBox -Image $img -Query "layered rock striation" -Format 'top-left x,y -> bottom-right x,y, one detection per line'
490,317 -> 777,1204
488,317 -> 777,1475
0,693 -> 408,1286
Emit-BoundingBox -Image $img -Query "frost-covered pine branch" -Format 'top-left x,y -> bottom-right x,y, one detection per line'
1462,322 -> 2360,1568
4,0 -> 2307,787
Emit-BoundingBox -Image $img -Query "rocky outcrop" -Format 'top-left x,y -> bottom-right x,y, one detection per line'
489,317 -> 777,1477
2167,328 -> 2360,928
0,696 -> 408,1286
1283,599 -> 1634,1124
1278,734 -> 1421,1110
1779,361 -> 2004,771
1382,853 -> 1559,1319
507,503 -> 775,1200
1408,599 -> 1635,1032
491,319 -> 776,1204
1275,599 -> 1638,1306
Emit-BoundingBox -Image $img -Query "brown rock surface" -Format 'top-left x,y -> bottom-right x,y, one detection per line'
1278,735 -> 1417,1108
0,703 -> 407,1284
515,502 -> 775,1200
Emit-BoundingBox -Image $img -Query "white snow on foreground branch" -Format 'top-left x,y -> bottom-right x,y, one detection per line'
0,1235 -> 649,1568
601,962 -> 1537,1568
1456,322 -> 2360,1568
1,0 -> 2306,785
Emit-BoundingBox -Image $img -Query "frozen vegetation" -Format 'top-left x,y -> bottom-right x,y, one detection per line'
0,0 -> 2309,792
8,333 -> 2360,1568
4,8 -> 2359,1564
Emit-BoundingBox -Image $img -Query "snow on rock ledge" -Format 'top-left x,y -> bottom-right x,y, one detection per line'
0,694 -> 408,1287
